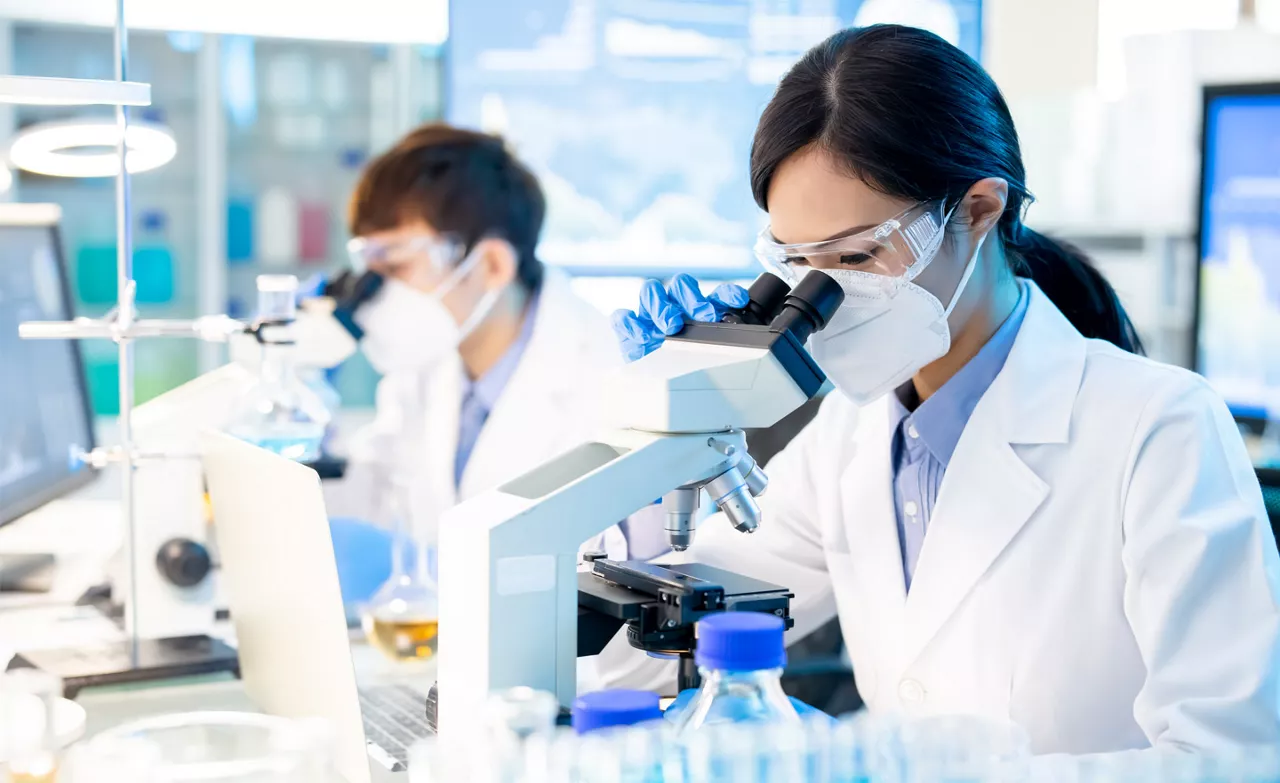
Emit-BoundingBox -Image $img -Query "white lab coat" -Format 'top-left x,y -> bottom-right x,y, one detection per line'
600,281 -> 1280,755
325,268 -> 628,558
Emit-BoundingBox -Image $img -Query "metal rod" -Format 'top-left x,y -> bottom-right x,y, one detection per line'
20,316 -> 244,341
196,35 -> 226,374
113,0 -> 140,665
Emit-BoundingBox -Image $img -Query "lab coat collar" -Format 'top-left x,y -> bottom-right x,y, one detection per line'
988,279 -> 1087,446
876,280 -> 1084,671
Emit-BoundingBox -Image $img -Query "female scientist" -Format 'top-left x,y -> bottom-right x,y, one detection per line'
605,25 -> 1280,754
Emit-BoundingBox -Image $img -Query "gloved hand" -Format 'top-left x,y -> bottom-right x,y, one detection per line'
662,687 -> 832,723
612,273 -> 750,362
298,272 -> 328,300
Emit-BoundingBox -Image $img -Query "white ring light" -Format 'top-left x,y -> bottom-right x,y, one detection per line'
9,119 -> 177,178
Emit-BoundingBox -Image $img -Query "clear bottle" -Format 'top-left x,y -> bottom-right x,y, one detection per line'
670,612 -> 799,737
484,687 -> 560,782
226,275 -> 331,462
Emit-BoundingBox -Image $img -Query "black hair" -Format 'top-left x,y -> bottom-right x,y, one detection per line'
750,25 -> 1143,354
350,123 -> 545,293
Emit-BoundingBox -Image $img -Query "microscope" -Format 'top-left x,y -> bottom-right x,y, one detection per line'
436,271 -> 844,741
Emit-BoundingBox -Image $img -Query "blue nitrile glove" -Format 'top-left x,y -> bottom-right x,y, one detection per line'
298,272 -> 328,300
662,688 -> 832,723
328,517 -> 393,607
611,273 -> 750,362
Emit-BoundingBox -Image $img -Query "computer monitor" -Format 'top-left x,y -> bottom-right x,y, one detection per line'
1194,83 -> 1280,423
0,204 -> 96,525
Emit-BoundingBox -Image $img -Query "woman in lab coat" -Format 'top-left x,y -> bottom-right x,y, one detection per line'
325,124 -> 627,558
607,25 -> 1280,754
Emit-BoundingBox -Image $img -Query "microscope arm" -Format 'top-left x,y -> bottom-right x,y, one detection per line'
436,427 -> 747,740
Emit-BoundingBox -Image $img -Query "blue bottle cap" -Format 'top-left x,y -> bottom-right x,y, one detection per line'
571,689 -> 663,735
694,612 -> 787,672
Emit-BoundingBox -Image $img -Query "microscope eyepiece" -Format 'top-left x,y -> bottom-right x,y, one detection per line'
721,272 -> 792,326
767,271 -> 845,344
323,270 -> 384,340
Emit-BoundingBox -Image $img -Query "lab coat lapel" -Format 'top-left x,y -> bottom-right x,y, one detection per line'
899,282 -> 1084,666
421,356 -> 463,515
841,395 -> 909,659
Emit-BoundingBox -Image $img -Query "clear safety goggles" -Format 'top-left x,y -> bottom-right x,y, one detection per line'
346,233 -> 466,275
753,201 -> 951,294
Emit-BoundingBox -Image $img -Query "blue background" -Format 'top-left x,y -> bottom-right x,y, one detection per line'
447,0 -> 982,278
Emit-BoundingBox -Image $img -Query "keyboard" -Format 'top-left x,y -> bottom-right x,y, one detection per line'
359,684 -> 432,772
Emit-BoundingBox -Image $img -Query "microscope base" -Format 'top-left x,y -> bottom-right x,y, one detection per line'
9,634 -> 240,699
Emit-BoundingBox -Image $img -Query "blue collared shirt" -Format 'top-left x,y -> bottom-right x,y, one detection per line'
889,280 -> 1030,591
454,295 -> 539,489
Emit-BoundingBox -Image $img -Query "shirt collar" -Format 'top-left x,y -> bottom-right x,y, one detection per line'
890,280 -> 1031,466
462,291 -> 540,412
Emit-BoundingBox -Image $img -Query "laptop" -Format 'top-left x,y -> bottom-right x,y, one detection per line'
202,430 -> 431,783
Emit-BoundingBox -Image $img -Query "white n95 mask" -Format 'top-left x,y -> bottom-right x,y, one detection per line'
808,233 -> 985,406
354,249 -> 502,376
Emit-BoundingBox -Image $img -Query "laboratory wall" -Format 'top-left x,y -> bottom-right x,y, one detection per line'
2,22 -> 443,413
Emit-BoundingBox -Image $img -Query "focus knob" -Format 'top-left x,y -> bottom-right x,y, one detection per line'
156,538 -> 212,588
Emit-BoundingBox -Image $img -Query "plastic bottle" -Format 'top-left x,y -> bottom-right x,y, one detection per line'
670,612 -> 799,737
226,275 -> 331,461
571,690 -> 663,735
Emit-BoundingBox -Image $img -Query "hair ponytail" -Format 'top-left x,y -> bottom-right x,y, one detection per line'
1007,228 -> 1144,354
750,24 -> 1144,355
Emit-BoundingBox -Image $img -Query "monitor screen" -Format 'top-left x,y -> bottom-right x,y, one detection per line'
1196,85 -> 1280,420
447,0 -> 982,278
0,215 -> 96,525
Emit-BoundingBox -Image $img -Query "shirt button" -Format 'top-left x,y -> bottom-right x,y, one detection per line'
898,678 -> 926,704
907,424 -> 919,439
904,500 -> 919,518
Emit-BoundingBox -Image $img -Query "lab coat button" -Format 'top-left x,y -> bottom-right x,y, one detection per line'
898,678 -> 926,704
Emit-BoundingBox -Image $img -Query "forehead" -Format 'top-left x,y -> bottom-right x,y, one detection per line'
358,219 -> 440,244
765,145 -> 912,245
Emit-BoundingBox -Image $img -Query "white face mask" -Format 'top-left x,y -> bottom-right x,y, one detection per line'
354,249 -> 502,376
808,233 -> 985,406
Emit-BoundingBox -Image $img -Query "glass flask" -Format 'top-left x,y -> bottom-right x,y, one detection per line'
226,275 -> 331,462
671,612 -> 799,737
62,712 -> 330,783
361,479 -> 439,662
0,669 -> 63,783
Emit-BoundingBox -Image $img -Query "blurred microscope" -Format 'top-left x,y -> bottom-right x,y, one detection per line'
436,271 -> 845,740
10,208 -> 382,691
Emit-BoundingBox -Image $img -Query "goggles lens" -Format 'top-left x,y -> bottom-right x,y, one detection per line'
753,202 -> 949,290
346,234 -> 465,274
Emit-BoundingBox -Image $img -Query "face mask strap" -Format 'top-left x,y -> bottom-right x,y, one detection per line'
437,239 -> 512,341
430,242 -> 485,303
942,231 -> 986,319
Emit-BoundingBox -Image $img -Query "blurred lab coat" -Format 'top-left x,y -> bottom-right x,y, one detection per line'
599,282 -> 1280,755
325,268 -> 629,559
